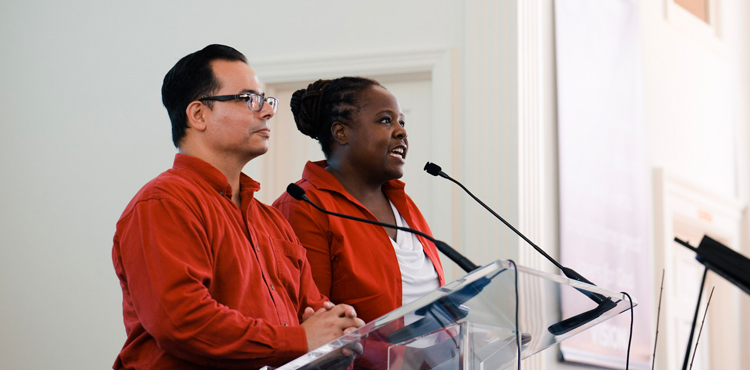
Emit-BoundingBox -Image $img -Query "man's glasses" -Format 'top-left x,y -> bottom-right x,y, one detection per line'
199,93 -> 279,113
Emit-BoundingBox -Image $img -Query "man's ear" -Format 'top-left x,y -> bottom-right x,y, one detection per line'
186,101 -> 208,131
331,121 -> 348,145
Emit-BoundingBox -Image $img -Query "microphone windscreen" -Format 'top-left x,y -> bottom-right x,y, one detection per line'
286,183 -> 307,200
424,162 -> 442,176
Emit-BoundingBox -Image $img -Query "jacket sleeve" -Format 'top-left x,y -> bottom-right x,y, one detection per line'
274,199 -> 333,298
115,197 -> 307,369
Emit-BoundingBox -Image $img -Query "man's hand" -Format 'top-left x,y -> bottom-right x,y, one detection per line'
301,303 -> 365,351
302,301 -> 335,322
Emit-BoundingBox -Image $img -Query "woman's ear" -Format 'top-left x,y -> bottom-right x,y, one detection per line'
331,121 -> 348,145
186,101 -> 208,131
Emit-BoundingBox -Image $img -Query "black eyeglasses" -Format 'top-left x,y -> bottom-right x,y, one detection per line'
199,93 -> 279,113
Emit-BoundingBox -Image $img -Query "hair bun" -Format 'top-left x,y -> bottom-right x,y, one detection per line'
290,80 -> 330,139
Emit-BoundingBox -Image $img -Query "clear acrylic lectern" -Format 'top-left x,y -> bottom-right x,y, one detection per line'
263,260 -> 637,370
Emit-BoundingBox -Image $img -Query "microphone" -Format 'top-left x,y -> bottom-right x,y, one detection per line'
286,183 -> 479,273
424,162 -> 610,305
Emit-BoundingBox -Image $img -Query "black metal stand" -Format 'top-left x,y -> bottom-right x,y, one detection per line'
682,267 -> 708,370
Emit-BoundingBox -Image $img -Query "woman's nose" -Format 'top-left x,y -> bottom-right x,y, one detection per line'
394,125 -> 407,139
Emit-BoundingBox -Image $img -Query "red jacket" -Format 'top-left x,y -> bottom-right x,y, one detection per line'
112,154 -> 327,369
273,161 -> 445,324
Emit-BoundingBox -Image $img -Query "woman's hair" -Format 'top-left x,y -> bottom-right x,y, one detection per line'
290,77 -> 381,157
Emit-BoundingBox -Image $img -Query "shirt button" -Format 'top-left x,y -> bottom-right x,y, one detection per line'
219,192 -> 224,196
256,246 -> 260,252
270,284 -> 275,290
284,323 -> 289,326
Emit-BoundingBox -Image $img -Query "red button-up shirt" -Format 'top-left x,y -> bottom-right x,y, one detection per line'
273,161 -> 445,324
112,154 -> 326,370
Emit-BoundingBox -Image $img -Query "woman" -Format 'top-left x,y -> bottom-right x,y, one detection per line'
273,77 -> 445,325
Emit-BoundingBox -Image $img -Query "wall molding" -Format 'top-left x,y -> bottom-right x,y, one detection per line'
518,0 -> 545,276
251,47 -> 452,84
518,1 -> 549,369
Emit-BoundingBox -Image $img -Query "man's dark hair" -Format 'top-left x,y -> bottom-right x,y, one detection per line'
161,44 -> 247,147
290,77 -> 381,158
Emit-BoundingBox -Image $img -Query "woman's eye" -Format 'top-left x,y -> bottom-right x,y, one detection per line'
399,120 -> 406,127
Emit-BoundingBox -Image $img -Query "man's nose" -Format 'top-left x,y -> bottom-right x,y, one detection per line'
260,100 -> 276,119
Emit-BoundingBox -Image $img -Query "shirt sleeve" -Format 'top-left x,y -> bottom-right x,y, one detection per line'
274,199 -> 333,298
115,196 -> 308,369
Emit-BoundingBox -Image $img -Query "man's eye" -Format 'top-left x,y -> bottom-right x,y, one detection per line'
399,121 -> 405,127
380,117 -> 391,124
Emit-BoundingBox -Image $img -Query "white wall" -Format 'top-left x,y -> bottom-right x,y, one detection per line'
0,1 -> 465,368
2,0 -> 750,369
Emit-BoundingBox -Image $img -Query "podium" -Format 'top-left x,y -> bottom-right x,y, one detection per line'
265,260 -> 636,370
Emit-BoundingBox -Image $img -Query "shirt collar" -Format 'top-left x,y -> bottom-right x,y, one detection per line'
172,153 -> 261,196
302,160 -> 417,230
302,160 -> 406,194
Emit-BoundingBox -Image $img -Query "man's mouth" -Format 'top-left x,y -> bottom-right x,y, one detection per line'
253,126 -> 271,136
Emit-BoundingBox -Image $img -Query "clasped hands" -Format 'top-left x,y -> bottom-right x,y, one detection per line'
301,301 -> 365,355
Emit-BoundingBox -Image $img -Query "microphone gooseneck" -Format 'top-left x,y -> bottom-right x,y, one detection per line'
423,162 -> 608,305
286,183 -> 479,273
428,162 -> 640,369
423,162 -> 564,271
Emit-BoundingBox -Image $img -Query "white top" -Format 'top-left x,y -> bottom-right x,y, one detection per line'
388,201 -> 441,305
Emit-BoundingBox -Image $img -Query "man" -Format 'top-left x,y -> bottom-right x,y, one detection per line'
111,44 -> 364,370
